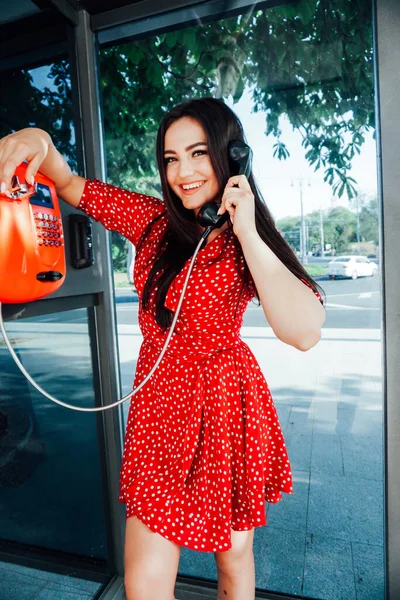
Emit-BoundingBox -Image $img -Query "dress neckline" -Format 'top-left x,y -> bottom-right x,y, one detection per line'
202,226 -> 230,249
159,214 -> 232,263
190,226 -> 233,266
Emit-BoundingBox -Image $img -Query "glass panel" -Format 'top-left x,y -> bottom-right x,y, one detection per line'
0,61 -> 110,598
0,308 -> 108,596
103,0 -> 383,597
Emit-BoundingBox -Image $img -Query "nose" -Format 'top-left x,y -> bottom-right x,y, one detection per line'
178,156 -> 195,180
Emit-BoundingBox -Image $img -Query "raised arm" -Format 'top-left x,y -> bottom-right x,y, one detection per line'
0,127 -> 85,207
0,127 -> 167,247
77,177 -> 166,246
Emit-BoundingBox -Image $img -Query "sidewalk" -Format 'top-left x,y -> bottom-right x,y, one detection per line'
114,287 -> 138,303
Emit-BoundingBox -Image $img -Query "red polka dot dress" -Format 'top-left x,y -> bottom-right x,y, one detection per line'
78,178 -> 321,553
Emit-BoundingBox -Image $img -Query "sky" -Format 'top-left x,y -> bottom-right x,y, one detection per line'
230,88 -> 378,221
31,65 -> 378,223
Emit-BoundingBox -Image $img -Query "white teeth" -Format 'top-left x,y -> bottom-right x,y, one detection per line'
182,181 -> 204,190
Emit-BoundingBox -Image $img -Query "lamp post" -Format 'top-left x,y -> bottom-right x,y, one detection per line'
355,194 -> 361,255
320,207 -> 325,257
291,178 -> 310,265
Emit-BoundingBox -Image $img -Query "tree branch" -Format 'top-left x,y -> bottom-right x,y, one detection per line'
143,46 -> 211,91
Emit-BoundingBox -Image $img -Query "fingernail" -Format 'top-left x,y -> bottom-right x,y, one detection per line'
230,215 -> 233,224
30,175 -> 35,185
217,207 -> 222,215
0,182 -> 5,194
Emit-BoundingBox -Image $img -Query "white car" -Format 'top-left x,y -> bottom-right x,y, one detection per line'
327,256 -> 378,280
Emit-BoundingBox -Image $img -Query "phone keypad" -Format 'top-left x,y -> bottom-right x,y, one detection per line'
34,211 -> 64,247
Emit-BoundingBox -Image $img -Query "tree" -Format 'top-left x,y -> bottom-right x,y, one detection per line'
99,0 -> 374,203
277,196 -> 380,256
323,206 -> 356,254
350,193 -> 379,244
0,65 -> 74,166
0,0 -> 374,270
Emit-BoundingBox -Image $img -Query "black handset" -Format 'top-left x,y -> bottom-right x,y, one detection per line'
197,140 -> 253,231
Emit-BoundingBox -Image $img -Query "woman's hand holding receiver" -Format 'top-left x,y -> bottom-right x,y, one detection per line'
0,128 -> 52,197
0,128 -> 85,207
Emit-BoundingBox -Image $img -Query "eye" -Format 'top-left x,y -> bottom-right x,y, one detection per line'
164,150 -> 207,164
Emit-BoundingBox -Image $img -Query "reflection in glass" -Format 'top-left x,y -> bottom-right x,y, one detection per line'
0,62 -> 77,175
0,308 -> 107,596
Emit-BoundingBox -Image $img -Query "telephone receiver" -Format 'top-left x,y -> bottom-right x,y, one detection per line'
196,140 -> 253,230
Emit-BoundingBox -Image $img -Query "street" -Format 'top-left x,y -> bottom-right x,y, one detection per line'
31,270 -> 381,330
113,273 -> 381,330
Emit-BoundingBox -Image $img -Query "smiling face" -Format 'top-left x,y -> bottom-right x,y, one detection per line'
163,117 -> 221,217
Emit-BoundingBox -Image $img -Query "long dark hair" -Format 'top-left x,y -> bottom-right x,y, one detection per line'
140,97 -> 325,329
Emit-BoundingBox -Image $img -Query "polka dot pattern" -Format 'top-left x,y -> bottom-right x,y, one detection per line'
78,178 -> 311,553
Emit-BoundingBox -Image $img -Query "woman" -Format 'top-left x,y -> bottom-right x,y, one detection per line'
0,97 -> 325,600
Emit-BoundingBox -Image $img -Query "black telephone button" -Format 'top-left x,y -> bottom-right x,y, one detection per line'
36,271 -> 63,282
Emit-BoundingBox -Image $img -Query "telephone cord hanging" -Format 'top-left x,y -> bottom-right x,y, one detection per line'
0,230 -> 211,412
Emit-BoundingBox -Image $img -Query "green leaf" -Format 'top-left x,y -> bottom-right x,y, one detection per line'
233,76 -> 245,103
165,30 -> 178,49
183,29 -> 197,50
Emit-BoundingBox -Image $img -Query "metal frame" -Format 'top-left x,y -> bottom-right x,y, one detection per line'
68,6 -> 126,587
94,0 -> 292,45
0,6 -> 68,71
374,0 -> 400,599
47,0 -> 80,26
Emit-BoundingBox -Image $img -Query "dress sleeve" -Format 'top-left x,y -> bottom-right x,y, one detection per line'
77,178 -> 166,247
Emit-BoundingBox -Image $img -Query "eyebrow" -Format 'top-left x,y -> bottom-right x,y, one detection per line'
163,142 -> 208,155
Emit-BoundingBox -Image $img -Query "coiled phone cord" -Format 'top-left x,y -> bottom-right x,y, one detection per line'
0,230 -> 211,412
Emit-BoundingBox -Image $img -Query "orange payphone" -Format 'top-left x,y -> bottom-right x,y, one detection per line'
0,161 -> 65,304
